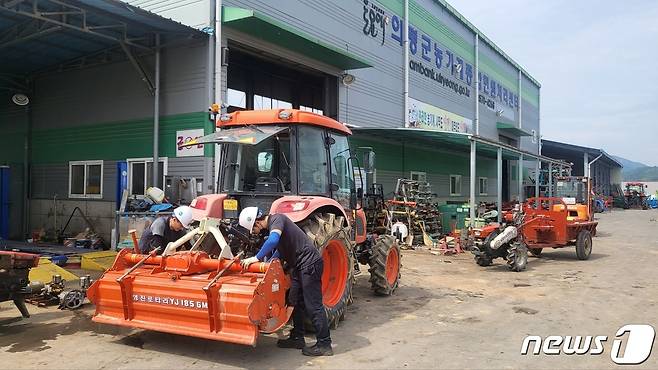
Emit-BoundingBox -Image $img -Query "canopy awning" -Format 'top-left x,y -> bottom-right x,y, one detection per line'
496,122 -> 532,137
223,7 -> 373,70
351,127 -> 570,166
181,126 -> 287,147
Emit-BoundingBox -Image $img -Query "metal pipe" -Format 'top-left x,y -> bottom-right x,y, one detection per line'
587,153 -> 604,180
497,147 -> 502,223
23,97 -> 31,238
469,139 -> 476,226
152,33 -> 161,187
583,152 -> 589,178
474,34 -> 479,135
122,252 -> 270,274
403,0 -> 409,127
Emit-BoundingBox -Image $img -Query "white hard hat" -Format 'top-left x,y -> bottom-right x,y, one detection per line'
173,206 -> 194,229
239,207 -> 264,233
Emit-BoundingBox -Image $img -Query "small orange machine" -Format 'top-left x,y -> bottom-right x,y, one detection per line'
86,249 -> 291,346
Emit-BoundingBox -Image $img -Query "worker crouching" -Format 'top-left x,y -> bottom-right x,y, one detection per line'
239,207 -> 333,356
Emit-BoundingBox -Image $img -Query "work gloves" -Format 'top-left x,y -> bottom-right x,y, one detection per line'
240,256 -> 259,268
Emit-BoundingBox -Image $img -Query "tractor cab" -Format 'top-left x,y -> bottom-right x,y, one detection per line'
184,109 -> 365,234
554,176 -> 592,221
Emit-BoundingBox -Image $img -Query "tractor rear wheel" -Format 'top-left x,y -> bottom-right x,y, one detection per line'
368,235 -> 401,296
300,213 -> 354,329
475,230 -> 498,267
575,230 -> 592,260
506,242 -> 528,272
529,248 -> 543,257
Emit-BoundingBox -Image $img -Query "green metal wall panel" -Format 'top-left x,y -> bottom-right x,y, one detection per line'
31,112 -> 207,164
351,136 -> 495,177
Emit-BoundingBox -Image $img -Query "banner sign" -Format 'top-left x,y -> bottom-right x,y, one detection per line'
361,0 -> 520,111
176,129 -> 204,157
407,97 -> 472,133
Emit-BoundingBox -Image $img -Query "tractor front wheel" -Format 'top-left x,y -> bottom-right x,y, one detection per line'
300,213 -> 354,329
368,235 -> 401,296
575,230 -> 592,260
475,230 -> 498,267
506,242 -> 528,272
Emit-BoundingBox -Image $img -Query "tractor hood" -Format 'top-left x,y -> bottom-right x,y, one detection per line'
180,126 -> 287,147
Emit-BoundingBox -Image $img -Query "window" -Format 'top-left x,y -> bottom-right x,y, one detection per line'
254,94 -> 292,110
300,105 -> 324,115
450,175 -> 462,196
69,161 -> 103,199
479,177 -> 488,195
298,127 -> 328,194
127,158 -> 168,196
329,133 -> 354,208
410,171 -> 427,182
227,88 -> 246,109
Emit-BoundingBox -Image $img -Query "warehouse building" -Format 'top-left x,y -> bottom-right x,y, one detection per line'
0,0 -> 565,242
541,140 -> 623,196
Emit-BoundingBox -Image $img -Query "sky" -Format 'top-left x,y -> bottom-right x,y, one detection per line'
449,0 -> 658,166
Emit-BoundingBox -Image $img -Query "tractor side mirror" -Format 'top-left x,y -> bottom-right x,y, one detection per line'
357,187 -> 364,199
350,188 -> 358,210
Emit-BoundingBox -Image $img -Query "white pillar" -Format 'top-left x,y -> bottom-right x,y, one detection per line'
548,162 -> 553,197
497,147 -> 502,223
584,152 -> 589,178
152,33 -> 161,187
470,140 -> 477,226
518,155 -> 523,202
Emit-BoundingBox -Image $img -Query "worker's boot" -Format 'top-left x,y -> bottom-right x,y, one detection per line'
302,342 -> 334,356
277,336 -> 306,349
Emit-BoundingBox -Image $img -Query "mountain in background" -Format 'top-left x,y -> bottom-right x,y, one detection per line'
612,155 -> 658,181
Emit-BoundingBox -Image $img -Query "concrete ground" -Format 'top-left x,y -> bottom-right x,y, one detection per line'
1,209 -> 657,369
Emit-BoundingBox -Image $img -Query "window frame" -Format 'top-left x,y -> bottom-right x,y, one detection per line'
479,177 -> 488,196
68,160 -> 104,199
126,157 -> 169,198
449,174 -> 462,196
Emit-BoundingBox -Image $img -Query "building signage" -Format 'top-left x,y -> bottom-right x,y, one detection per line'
361,0 -> 520,110
407,97 -> 472,133
176,129 -> 204,157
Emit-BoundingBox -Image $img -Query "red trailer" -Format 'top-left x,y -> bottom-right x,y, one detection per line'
521,197 -> 598,260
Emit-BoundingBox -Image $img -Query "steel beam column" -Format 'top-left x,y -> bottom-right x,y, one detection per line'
152,34 -> 160,187
518,155 -> 523,202
497,147 -> 502,223
469,140 -> 476,227
548,162 -> 553,196
535,159 -> 540,198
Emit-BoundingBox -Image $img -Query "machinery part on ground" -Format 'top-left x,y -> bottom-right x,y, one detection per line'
58,275 -> 93,310
300,213 -> 353,329
529,248 -> 543,257
575,230 -> 593,260
87,249 -> 292,346
59,290 -> 85,310
506,242 -> 528,272
26,274 -> 66,307
367,235 -> 401,296
0,251 -> 41,318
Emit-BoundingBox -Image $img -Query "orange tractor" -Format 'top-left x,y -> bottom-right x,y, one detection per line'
87,109 -> 401,346
471,176 -> 598,270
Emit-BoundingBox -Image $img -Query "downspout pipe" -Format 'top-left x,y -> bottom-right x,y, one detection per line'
403,0 -> 409,127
